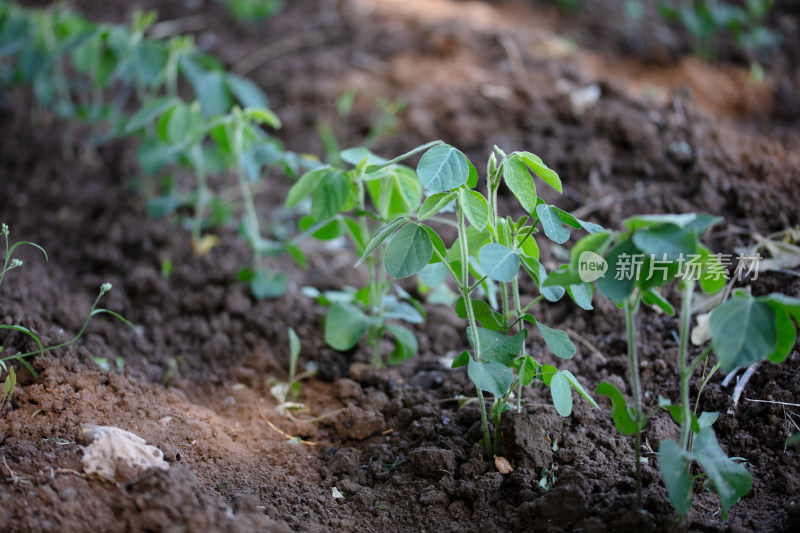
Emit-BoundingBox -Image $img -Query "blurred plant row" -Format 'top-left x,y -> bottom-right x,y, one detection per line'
555,0 -> 779,64
0,2 -> 306,298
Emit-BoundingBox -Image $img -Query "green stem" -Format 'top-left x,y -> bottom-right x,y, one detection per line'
233,112 -> 262,272
678,280 -> 695,452
625,295 -> 643,509
190,145 -> 208,245
457,200 -> 492,457
2,287 -> 110,362
512,276 -> 524,413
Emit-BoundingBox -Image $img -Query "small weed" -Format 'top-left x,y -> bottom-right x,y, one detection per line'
0,224 -> 134,412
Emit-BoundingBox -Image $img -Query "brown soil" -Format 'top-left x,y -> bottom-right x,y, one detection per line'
1,0 -> 799,532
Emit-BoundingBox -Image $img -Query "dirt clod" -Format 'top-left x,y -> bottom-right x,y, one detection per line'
499,413 -> 554,470
409,447 -> 457,478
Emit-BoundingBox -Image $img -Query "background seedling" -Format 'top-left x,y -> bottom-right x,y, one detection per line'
0,3 -> 306,299
267,327 -> 323,418
287,137 -> 426,367
358,141 -> 600,456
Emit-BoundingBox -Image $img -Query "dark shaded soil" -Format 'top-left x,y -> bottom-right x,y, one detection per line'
1,0 -> 799,531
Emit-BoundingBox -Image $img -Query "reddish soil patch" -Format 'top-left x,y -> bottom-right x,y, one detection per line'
1,0 -> 799,531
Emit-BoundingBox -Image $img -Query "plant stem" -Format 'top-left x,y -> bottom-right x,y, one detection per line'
457,199 -> 492,457
678,280 -> 695,451
625,295 -> 643,509
190,145 -> 208,246
512,276 -> 524,413
233,112 -> 262,272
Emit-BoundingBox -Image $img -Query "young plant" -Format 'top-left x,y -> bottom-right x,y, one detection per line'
220,0 -> 284,24
656,0 -> 779,61
0,224 -> 134,409
287,141 -> 427,367
268,327 -> 317,415
357,141 -> 599,456
546,213 -> 800,519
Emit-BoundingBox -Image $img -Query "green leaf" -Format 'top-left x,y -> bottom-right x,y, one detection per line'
659,439 -> 693,519
416,145 -> 469,193
561,369 -> 599,408
243,107 -> 281,129
354,217 -> 407,267
227,74 -> 269,109
2,366 -> 16,405
421,225 -> 447,264
460,190 -> 490,230
536,204 -> 570,244
467,358 -> 514,398
452,350 -> 470,368
632,224 -> 698,262
159,103 -> 203,144
766,306 -> 796,364
418,191 -> 457,220
384,300 -> 424,324
455,298 -> 503,331
764,293 -> 800,323
0,325 -> 44,360
552,207 -> 604,234
642,288 -> 675,315
311,170 -> 350,221
132,40 -> 167,88
624,213 -> 699,231
288,327 -> 301,361
540,364 -> 558,386
698,245 -> 727,294
697,411 -> 719,430
524,258 -> 565,302
503,158 -> 537,213
596,239 -> 639,303
567,282 -> 594,311
466,327 -> 526,366
325,302 -> 376,351
418,262 -> 448,286
518,230 -> 539,259
125,96 -> 178,133
516,354 -> 539,386
365,140 -> 443,173
196,71 -> 232,117
596,381 -> 640,435
710,294 -> 777,371
691,427 -> 753,520
298,216 -> 342,241
550,372 -> 572,416
387,324 -> 418,365
340,146 -> 387,166
516,152 -> 562,193
445,226 -> 491,262
366,166 -> 423,219
384,223 -> 433,279
535,322 -> 576,359
478,243 -> 519,283
250,268 -> 287,299
465,156 -> 479,189
569,231 -> 613,268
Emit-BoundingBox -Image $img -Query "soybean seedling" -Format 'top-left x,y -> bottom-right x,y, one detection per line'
287,142 -> 426,367
547,213 -> 800,520
357,141 -> 600,457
